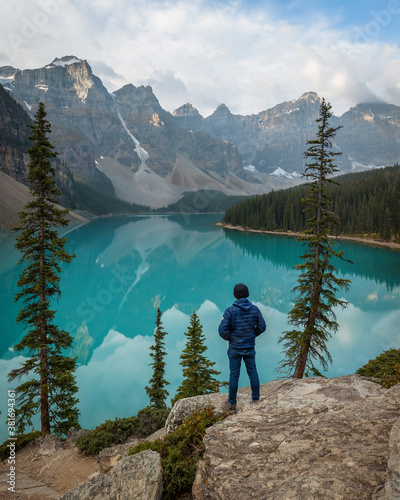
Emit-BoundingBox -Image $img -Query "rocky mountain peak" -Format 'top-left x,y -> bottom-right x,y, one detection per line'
46,56 -> 84,68
173,102 -> 201,117
114,84 -> 164,131
297,91 -> 321,103
0,65 -> 18,81
212,103 -> 232,116
115,83 -> 161,108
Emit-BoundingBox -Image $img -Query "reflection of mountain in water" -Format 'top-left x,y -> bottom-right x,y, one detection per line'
1,215 -> 399,364
50,215 -> 234,361
223,229 -> 400,291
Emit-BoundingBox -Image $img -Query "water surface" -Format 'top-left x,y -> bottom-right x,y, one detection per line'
1,214 -> 399,438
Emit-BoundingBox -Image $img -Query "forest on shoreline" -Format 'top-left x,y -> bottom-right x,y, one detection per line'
222,165 -> 400,244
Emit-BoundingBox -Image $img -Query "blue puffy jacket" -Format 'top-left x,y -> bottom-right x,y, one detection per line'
218,298 -> 266,349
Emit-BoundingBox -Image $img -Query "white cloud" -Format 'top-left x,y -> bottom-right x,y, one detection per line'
1,0 -> 399,116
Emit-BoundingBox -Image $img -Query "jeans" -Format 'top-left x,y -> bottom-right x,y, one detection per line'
227,347 -> 260,406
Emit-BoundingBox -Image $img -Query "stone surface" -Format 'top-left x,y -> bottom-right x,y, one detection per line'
192,376 -> 400,500
60,450 -> 163,500
97,426 -> 168,473
33,434 -> 64,456
0,469 -> 61,499
165,392 -> 228,432
65,428 -> 90,448
97,438 -> 141,474
374,419 -> 400,499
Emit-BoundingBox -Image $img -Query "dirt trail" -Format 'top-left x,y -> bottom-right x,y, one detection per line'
0,441 -> 98,499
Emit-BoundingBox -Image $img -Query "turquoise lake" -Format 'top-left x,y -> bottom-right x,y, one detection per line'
1,214 -> 400,439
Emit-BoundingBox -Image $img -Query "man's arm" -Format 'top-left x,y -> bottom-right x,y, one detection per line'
255,308 -> 266,337
218,308 -> 231,341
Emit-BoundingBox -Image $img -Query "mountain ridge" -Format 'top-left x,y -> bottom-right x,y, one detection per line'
1,56 -> 399,210
1,56 -> 276,209
173,91 -> 400,175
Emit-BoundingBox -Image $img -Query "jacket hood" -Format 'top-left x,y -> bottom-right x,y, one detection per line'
233,298 -> 252,310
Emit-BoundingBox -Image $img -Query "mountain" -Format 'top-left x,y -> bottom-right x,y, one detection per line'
173,92 -> 400,175
0,83 -> 77,217
0,84 -> 30,184
0,56 -> 279,210
2,56 -> 399,212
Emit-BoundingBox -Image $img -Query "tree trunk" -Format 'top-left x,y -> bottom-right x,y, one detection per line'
39,219 -> 50,434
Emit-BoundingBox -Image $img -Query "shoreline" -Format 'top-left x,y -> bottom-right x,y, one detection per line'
217,223 -> 400,251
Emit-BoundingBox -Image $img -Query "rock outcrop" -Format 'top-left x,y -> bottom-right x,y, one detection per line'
60,450 -> 163,500
56,375 -> 400,500
191,376 -> 400,500
376,419 -> 400,499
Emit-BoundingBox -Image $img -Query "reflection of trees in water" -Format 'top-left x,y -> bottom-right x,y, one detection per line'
71,321 -> 94,364
223,229 -> 400,290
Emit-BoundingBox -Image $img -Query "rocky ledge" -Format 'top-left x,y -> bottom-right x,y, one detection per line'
61,375 -> 400,499
192,375 -> 400,500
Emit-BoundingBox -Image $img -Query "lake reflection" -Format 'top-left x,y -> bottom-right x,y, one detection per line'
1,214 -> 400,436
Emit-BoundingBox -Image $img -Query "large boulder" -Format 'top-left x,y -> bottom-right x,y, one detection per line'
60,450 -> 163,500
97,427 -> 168,473
192,375 -> 400,500
375,418 -> 400,499
165,393 -> 228,432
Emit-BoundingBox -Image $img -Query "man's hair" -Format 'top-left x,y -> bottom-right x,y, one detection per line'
234,283 -> 249,299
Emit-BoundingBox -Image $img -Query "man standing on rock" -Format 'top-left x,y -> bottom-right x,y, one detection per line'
218,283 -> 266,412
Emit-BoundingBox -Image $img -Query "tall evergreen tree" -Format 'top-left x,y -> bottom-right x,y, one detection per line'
145,308 -> 169,409
9,102 -> 79,435
278,98 -> 351,379
172,311 -> 220,405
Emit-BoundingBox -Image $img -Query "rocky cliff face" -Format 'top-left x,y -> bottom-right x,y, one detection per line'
0,57 -> 256,209
174,92 -> 400,175
1,56 -> 121,186
192,376 -> 400,500
0,83 -> 76,210
0,84 -> 31,183
340,103 -> 400,167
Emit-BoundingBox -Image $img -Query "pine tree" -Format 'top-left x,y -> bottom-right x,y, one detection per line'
278,98 -> 351,379
172,311 -> 220,405
145,308 -> 169,409
9,102 -> 79,435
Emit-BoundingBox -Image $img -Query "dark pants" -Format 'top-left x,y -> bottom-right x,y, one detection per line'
227,347 -> 260,406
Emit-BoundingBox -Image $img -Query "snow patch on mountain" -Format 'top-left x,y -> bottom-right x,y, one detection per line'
115,104 -> 149,164
35,84 -> 48,92
0,77 -> 14,85
243,165 -> 259,173
46,57 -> 83,68
270,167 -> 302,179
350,161 -> 386,171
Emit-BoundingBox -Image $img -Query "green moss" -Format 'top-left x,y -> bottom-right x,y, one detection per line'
129,407 -> 226,500
356,348 -> 400,388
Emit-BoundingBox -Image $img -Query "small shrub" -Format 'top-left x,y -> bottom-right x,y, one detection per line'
129,407 -> 226,499
356,348 -> 400,388
136,407 -> 170,436
0,431 -> 45,461
76,406 -> 170,456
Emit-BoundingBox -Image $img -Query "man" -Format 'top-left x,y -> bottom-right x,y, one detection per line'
218,283 -> 266,412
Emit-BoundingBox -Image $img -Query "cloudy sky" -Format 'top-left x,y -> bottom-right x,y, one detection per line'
1,0 -> 400,116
